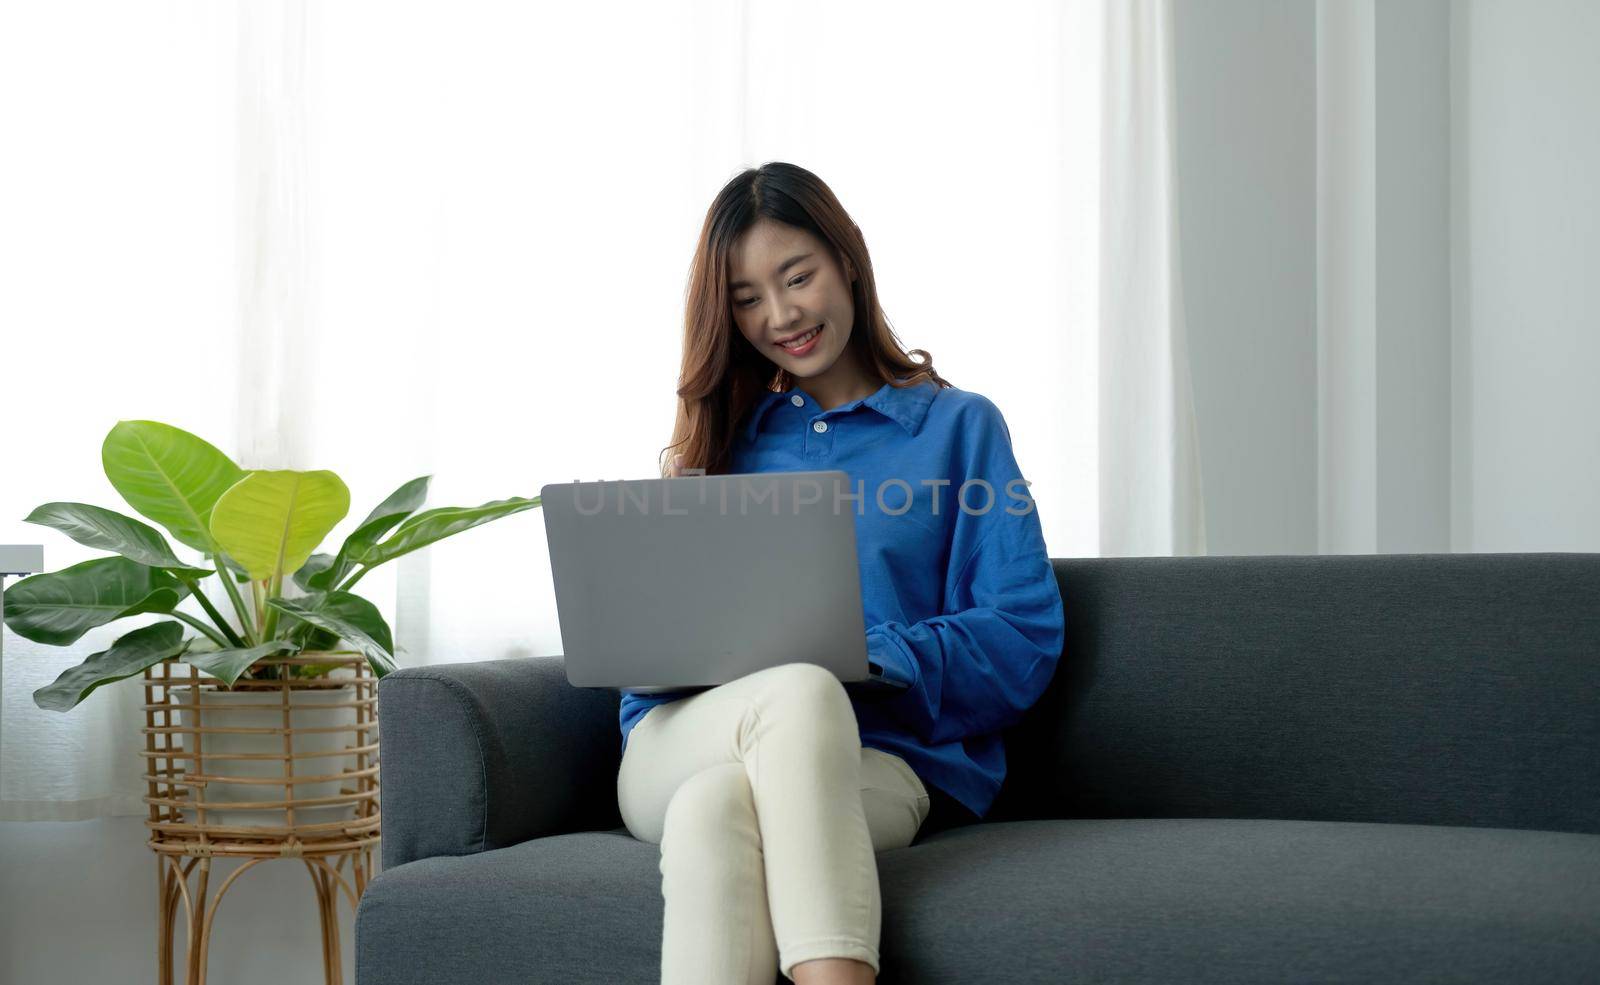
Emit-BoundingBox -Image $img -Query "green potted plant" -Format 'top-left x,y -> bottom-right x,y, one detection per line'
3,419 -> 542,828
3,418 -> 541,705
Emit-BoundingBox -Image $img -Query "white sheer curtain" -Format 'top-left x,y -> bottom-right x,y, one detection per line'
0,1 -> 239,819
295,0 -> 1109,668
2,0 -> 1200,821
1100,0 -> 1207,557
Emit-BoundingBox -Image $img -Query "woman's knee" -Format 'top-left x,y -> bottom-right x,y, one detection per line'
661,764 -> 754,842
756,661 -> 854,723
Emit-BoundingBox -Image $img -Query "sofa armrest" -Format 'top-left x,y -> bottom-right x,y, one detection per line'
377,656 -> 621,870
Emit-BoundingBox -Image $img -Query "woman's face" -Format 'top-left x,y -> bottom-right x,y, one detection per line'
728,218 -> 859,381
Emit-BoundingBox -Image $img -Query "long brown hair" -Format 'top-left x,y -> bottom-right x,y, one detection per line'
659,162 -> 951,478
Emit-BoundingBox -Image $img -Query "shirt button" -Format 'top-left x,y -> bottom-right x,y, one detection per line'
813,420 -> 828,433
790,394 -> 804,407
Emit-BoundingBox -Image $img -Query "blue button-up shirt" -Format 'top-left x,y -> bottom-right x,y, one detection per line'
617,375 -> 1065,818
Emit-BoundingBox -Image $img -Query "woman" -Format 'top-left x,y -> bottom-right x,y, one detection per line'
616,162 -> 1065,985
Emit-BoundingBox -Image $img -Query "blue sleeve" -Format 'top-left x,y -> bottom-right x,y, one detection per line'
863,396 -> 1065,746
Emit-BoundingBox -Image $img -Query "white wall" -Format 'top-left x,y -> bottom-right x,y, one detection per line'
1173,0 -> 1319,556
0,817 -> 358,984
1453,0 -> 1600,551
1315,0 -> 1453,555
1374,0 -> 1452,553
1314,0 -> 1379,554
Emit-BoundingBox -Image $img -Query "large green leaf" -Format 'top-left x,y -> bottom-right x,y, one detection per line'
33,621 -> 190,712
24,502 -> 213,579
101,421 -> 246,554
180,639 -> 298,688
265,591 -> 396,676
307,475 -> 432,590
288,620 -> 342,652
272,571 -> 342,650
354,496 -> 541,570
2,556 -> 189,646
209,470 -> 351,581
292,553 -> 338,592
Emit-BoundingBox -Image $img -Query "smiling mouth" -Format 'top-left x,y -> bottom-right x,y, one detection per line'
777,325 -> 823,350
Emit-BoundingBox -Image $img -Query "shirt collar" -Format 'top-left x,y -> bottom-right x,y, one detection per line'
742,375 -> 938,442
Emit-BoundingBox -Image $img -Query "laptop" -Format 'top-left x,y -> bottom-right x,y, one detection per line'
540,469 -> 905,694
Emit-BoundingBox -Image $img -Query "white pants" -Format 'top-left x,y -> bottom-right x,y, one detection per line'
616,662 -> 932,984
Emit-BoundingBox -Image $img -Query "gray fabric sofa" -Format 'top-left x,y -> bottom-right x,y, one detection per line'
355,553 -> 1600,984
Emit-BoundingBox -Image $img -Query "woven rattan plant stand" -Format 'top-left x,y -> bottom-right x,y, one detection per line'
141,651 -> 380,985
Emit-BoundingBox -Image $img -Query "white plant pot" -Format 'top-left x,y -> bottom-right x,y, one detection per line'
168,685 -> 364,829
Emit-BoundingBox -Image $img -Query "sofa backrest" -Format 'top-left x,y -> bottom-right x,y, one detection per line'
986,553 -> 1600,836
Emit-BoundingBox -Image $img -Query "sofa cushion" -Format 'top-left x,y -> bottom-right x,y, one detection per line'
357,829 -> 664,985
887,818 -> 1600,983
356,818 -> 1600,984
995,554 -> 1600,835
